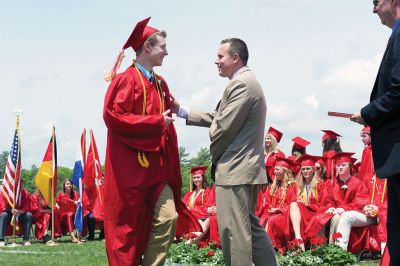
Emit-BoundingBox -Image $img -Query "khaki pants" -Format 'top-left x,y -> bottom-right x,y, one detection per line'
329,214 -> 341,244
142,185 -> 177,266
216,184 -> 277,266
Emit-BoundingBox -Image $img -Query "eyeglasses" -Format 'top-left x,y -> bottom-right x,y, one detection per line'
373,0 -> 379,8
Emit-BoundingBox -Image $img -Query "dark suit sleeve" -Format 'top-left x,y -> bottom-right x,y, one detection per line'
361,31 -> 400,128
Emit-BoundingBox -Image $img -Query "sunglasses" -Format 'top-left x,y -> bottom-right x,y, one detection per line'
373,0 -> 379,8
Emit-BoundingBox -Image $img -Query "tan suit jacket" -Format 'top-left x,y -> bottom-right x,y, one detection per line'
187,66 -> 268,186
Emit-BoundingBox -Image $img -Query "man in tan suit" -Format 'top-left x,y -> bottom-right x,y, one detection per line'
173,38 -> 277,266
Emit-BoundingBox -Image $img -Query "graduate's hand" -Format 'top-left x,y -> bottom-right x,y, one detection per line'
333,208 -> 345,215
170,95 -> 180,114
325,207 -> 335,214
163,109 -> 175,126
350,112 -> 367,125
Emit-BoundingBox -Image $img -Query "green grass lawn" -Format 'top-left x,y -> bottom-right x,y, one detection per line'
0,237 -> 108,266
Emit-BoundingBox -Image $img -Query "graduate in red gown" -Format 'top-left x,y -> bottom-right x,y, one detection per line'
264,126 -> 285,183
103,17 -> 182,266
57,179 -> 86,243
285,155 -> 325,251
358,126 -> 375,187
315,158 -> 328,182
181,166 -> 213,244
321,130 -> 343,180
260,157 -> 297,246
30,191 -> 62,242
305,152 -> 368,244
291,136 -> 310,159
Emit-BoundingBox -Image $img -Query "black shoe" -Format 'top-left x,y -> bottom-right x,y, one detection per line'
86,236 -> 94,241
43,234 -> 51,244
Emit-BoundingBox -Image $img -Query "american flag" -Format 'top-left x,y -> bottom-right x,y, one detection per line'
2,129 -> 22,209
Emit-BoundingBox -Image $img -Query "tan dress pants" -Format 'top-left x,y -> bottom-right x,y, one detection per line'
142,184 -> 177,266
216,184 -> 277,266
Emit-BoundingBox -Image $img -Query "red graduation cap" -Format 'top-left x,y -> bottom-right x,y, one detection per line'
189,165 -> 208,191
296,154 -> 318,167
190,166 -> 208,176
267,126 -> 283,143
361,126 -> 371,133
123,17 -> 159,51
275,157 -> 295,170
321,130 -> 341,140
333,152 -> 356,165
291,136 -> 310,149
105,17 -> 159,81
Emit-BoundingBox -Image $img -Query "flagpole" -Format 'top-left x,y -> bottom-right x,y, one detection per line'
47,126 -> 58,246
10,109 -> 22,247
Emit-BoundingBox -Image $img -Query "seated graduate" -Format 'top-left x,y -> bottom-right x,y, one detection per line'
0,180 -> 33,246
305,152 -> 368,244
181,166 -> 212,244
335,129 -> 387,254
57,179 -> 88,243
30,190 -> 62,243
286,155 -> 325,251
259,157 -> 297,240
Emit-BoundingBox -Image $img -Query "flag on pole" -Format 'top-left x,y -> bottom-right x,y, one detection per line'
84,129 -> 104,220
1,125 -> 22,209
35,127 -> 57,207
72,129 -> 86,233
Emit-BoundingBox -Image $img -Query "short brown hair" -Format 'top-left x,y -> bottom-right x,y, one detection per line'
136,31 -> 167,55
221,38 -> 249,65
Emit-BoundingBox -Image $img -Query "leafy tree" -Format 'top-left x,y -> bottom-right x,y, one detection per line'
0,151 -> 8,180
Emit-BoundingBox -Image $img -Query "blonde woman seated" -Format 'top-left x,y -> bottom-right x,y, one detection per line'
260,158 -> 297,246
287,155 -> 325,251
181,166 -> 212,244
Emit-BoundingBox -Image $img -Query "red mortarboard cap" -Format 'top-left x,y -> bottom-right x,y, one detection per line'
333,152 -> 356,165
275,157 -> 295,169
292,136 -> 311,149
104,17 -> 159,82
267,126 -> 283,143
321,130 -> 341,140
296,154 -> 318,167
361,126 -> 371,133
123,17 -> 159,52
190,166 -> 208,176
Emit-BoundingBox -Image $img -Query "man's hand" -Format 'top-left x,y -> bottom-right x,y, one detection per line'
170,95 -> 180,114
162,109 -> 175,126
350,112 -> 367,125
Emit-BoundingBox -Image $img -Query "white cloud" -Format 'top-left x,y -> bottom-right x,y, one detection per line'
302,93 -> 319,110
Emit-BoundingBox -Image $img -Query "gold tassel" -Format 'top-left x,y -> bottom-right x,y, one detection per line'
138,151 -> 149,168
104,50 -> 125,82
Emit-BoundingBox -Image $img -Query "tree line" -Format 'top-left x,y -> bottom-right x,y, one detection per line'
0,147 -> 212,196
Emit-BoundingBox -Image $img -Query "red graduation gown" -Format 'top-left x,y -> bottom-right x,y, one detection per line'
304,176 -> 368,239
30,192 -> 61,239
182,188 -> 211,220
322,150 -> 336,180
358,144 -> 375,187
103,66 -> 182,266
260,182 -> 297,246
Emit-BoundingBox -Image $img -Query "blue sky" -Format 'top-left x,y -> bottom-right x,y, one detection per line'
0,0 -> 392,168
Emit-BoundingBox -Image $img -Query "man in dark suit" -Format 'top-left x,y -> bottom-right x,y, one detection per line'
351,0 -> 400,264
